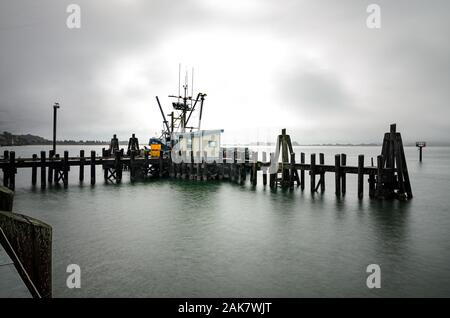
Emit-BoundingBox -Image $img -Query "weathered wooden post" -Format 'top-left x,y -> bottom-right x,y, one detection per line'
368,173 -> 375,198
48,150 -> 54,184
310,153 -> 316,193
130,151 -> 136,182
335,154 -> 341,197
180,151 -> 186,179
269,152 -> 276,189
262,152 -> 267,186
2,150 -> 9,187
115,150 -> 122,183
280,129 -> 290,188
196,151 -> 201,181
319,153 -> 325,192
376,155 -> 384,198
357,155 -> 364,199
300,152 -> 305,191
159,152 -> 164,177
252,152 -> 258,186
218,150 -> 224,180
7,151 -> 16,191
249,152 -> 254,184
53,154 -> 60,184
289,153 -> 295,189
238,151 -> 245,184
203,151 -> 208,181
79,150 -> 85,182
143,150 -> 149,178
32,154 -> 37,186
341,153 -> 347,195
103,162 -> 109,181
0,185 -> 14,211
233,148 -> 238,183
63,151 -> 69,188
40,151 -> 46,190
90,151 -> 96,185
0,211 -> 52,298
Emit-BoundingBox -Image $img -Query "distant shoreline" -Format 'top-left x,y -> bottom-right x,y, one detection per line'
1,132 -> 444,147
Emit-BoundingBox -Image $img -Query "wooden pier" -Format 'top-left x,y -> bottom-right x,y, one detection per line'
0,124 -> 412,200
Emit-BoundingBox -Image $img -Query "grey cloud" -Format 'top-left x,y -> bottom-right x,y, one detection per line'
0,0 -> 449,144
280,69 -> 354,117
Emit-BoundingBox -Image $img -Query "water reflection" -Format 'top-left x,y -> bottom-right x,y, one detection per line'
7,145 -> 450,297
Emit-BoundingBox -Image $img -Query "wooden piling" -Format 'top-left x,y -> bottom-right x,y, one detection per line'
238,150 -> 245,184
357,155 -> 364,199
159,152 -> 164,177
218,150 -> 224,180
103,163 -> 108,181
400,136 -> 413,199
310,154 -> 316,193
79,150 -> 84,182
31,154 -> 37,186
7,151 -> 16,191
252,152 -> 258,186
130,151 -> 135,182
289,153 -> 295,189
281,129 -> 290,187
341,153 -> 347,195
181,151 -> 186,179
0,185 -> 14,211
115,150 -> 122,183
300,152 -> 305,191
203,152 -> 208,181
53,154 -> 60,184
0,211 -> 52,298
63,151 -> 69,188
90,151 -> 96,185
335,154 -> 341,196
2,150 -> 9,187
196,151 -> 201,181
376,155 -> 383,198
369,173 -> 375,198
47,150 -> 54,184
40,151 -> 46,190
269,152 -> 275,189
319,153 -> 325,192
262,152 -> 267,186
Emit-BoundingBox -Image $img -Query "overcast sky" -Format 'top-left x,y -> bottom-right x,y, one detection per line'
0,0 -> 448,144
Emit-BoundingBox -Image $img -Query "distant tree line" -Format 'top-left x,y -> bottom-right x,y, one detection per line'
0,131 -> 109,146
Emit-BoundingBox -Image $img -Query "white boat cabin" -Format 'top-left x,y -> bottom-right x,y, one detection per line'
172,129 -> 224,161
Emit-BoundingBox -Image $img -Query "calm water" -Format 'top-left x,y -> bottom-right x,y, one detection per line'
2,145 -> 450,297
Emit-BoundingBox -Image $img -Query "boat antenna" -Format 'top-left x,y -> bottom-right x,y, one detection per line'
191,67 -> 194,109
178,63 -> 181,104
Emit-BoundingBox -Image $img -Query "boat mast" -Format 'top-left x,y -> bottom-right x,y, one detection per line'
156,65 -> 207,140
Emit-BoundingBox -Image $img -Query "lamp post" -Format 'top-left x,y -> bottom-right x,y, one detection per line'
52,102 -> 60,153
